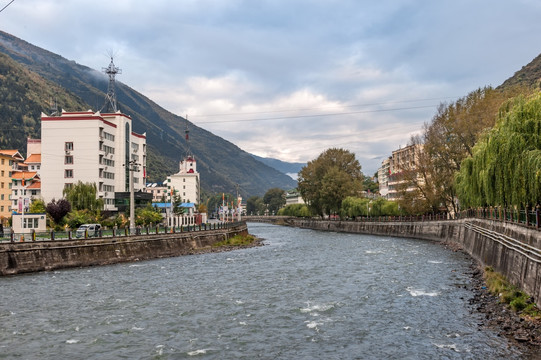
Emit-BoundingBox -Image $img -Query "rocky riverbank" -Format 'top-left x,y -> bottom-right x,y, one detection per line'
468,264 -> 541,358
442,240 -> 541,357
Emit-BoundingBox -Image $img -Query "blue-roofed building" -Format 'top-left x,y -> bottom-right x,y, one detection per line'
152,202 -> 205,226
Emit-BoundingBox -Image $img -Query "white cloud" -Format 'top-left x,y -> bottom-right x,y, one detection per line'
3,0 -> 541,177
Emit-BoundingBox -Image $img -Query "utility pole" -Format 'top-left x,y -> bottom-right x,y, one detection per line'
128,160 -> 140,233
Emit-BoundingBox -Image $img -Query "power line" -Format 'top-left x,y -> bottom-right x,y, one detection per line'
0,0 -> 15,14
195,104 -> 438,124
190,96 -> 459,118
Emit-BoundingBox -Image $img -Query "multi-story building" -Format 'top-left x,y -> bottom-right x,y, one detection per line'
11,171 -> 40,213
377,157 -> 391,198
40,110 -> 147,211
285,189 -> 305,206
386,144 -> 423,201
25,138 -> 41,175
167,156 -> 200,205
0,150 -> 24,223
145,181 -> 168,202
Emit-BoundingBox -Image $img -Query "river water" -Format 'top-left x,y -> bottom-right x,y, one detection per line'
0,223 -> 523,359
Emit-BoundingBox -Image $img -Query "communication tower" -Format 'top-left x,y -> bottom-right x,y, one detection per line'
101,57 -> 122,112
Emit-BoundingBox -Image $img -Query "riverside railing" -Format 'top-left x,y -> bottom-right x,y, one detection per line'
325,207 -> 541,231
0,221 -> 244,243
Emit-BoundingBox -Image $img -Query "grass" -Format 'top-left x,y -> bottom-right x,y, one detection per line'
484,266 -> 540,318
212,234 -> 257,247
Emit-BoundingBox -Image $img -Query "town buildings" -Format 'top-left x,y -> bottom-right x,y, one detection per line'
145,181 -> 168,202
0,150 -> 24,224
40,110 -> 147,211
379,143 -> 423,200
377,157 -> 391,198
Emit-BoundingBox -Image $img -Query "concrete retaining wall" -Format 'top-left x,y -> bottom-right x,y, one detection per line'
0,223 -> 248,276
287,218 -> 541,306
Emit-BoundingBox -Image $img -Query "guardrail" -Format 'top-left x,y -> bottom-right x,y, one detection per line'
0,221 -> 244,243
464,221 -> 541,264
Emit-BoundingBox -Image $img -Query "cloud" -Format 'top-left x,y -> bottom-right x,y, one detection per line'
3,0 -> 541,177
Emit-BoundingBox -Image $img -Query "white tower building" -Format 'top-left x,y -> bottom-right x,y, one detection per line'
167,156 -> 200,205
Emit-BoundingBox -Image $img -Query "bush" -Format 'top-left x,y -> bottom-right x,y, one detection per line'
278,204 -> 312,217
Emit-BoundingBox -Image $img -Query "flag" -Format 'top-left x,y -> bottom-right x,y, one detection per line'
22,178 -> 25,186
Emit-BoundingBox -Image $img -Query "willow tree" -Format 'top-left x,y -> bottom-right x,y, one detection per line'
407,85 -> 533,213
456,93 -> 541,208
298,148 -> 363,217
63,181 -> 104,212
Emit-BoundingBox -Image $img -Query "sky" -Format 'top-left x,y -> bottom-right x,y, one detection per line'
2,0 -> 541,176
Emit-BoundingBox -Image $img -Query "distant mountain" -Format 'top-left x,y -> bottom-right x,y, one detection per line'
251,155 -> 304,181
0,31 -> 296,197
499,53 -> 541,90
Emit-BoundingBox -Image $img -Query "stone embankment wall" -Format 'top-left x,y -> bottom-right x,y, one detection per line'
0,223 -> 248,276
287,218 -> 541,306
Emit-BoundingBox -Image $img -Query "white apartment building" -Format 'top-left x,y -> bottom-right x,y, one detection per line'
40,110 -> 146,210
386,143 -> 423,200
167,156 -> 200,205
377,157 -> 391,198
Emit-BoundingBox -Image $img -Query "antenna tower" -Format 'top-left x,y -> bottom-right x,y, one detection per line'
185,115 -> 191,157
101,57 -> 122,112
49,94 -> 58,116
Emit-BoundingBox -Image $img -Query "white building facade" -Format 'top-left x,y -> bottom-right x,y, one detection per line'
40,110 -> 146,210
167,156 -> 200,205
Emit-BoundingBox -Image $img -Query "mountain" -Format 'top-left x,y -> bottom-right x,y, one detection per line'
0,31 -> 296,197
251,155 -> 304,180
499,53 -> 541,90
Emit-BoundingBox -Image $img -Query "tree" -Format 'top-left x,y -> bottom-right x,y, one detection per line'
198,203 -> 208,214
136,204 -> 163,226
263,188 -> 286,214
45,199 -> 71,225
456,92 -> 541,208
400,86 -> 533,214
298,148 -> 363,217
28,199 -> 46,213
66,209 -> 94,229
277,204 -> 311,217
172,194 -> 185,216
63,181 -> 103,212
246,196 -> 266,215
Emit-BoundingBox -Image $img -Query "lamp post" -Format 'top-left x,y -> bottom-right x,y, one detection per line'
128,160 -> 140,233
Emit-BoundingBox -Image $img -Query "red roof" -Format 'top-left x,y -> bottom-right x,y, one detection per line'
26,181 -> 41,190
11,171 -> 38,180
25,154 -> 41,163
0,150 -> 24,160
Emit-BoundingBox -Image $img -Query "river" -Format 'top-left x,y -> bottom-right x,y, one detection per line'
0,223 -> 523,359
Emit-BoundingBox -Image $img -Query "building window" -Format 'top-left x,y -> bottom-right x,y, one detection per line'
65,169 -> 73,178
0,182 -> 3,189
64,183 -> 73,190
65,155 -> 73,164
1,170 -> 3,176
65,142 -> 74,151
13,190 -> 17,196
0,159 -> 3,165
0,194 -> 3,200
0,206 -> 3,212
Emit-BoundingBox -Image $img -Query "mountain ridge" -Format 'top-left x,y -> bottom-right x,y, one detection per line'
0,31 -> 297,197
